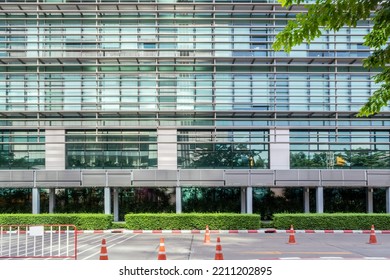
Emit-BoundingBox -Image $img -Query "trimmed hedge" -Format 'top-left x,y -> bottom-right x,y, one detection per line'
273,213 -> 390,230
0,214 -> 113,230
125,213 -> 261,230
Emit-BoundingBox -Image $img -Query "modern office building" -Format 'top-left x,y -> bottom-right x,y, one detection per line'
0,0 -> 389,220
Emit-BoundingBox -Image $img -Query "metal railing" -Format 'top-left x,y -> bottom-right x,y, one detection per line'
0,224 -> 78,260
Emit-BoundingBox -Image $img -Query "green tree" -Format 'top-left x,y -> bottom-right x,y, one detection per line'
290,151 -> 328,168
190,143 -> 267,169
273,0 -> 390,116
324,188 -> 366,212
182,187 -> 241,213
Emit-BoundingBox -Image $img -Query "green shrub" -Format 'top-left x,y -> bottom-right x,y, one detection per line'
125,213 -> 260,230
111,222 -> 127,229
273,213 -> 390,230
0,214 -> 113,230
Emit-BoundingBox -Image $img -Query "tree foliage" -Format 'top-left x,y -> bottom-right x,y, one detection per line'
290,150 -> 390,169
182,187 -> 241,213
189,143 -> 267,169
273,0 -> 390,116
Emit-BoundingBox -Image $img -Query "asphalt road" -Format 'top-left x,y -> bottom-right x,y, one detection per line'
2,231 -> 389,280
74,232 -> 390,260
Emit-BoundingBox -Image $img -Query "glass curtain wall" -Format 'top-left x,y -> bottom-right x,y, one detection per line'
290,130 -> 390,169
0,131 -> 45,169
0,2 -> 380,116
66,130 -> 157,169
178,130 -> 269,168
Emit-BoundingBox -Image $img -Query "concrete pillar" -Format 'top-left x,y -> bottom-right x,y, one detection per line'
269,129 -> 290,169
241,187 -> 246,214
32,171 -> 40,214
158,129 -> 177,170
316,186 -> 324,213
113,188 -> 119,222
32,188 -> 40,214
45,129 -> 66,170
158,129 -> 179,213
367,188 -> 374,213
49,188 -> 55,213
386,187 -> 390,214
104,171 -> 111,215
104,187 -> 111,215
304,187 -> 310,213
45,129 -> 65,215
176,186 -> 182,214
246,186 -> 253,214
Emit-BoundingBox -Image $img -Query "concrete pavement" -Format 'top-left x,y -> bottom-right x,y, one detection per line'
75,231 -> 390,260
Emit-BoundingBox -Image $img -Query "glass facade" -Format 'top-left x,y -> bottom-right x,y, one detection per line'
290,130 -> 390,169
0,0 -> 388,172
0,130 -> 45,169
178,130 -> 269,168
66,130 -> 157,169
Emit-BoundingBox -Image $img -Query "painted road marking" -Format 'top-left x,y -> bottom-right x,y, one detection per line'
79,234 -> 139,260
239,251 -> 353,255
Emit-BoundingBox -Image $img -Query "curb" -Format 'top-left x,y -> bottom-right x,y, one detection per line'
259,257 -> 390,260
2,229 -> 389,235
77,229 -> 390,234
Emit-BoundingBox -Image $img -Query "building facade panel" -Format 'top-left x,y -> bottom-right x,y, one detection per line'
0,0 -> 389,215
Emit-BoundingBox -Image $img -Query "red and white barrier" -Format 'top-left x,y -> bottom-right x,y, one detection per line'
0,224 -> 78,259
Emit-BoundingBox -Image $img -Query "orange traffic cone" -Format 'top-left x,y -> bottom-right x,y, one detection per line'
214,237 -> 224,260
368,224 -> 377,244
204,225 -> 211,244
288,225 -> 296,244
99,238 -> 108,260
157,237 -> 167,260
